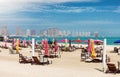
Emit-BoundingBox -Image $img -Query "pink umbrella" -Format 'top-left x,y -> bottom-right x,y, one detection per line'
60,39 -> 69,43
54,40 -> 58,52
73,38 -> 82,43
83,39 -> 103,43
4,39 -> 7,47
13,39 -> 16,48
87,39 -> 92,53
12,38 -> 15,46
94,40 -> 103,45
23,39 -> 26,46
44,39 -> 49,55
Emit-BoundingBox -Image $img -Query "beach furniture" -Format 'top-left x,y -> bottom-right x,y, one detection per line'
106,63 -> 120,74
32,56 -> 50,65
54,50 -> 61,58
85,52 -> 93,62
44,52 -> 56,58
114,47 -> 118,53
81,48 -> 87,61
1,45 -> 8,49
118,48 -> 120,55
19,53 -> 32,63
81,52 -> 86,61
61,47 -> 75,52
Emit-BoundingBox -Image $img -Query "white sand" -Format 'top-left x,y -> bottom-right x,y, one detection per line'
0,42 -> 120,77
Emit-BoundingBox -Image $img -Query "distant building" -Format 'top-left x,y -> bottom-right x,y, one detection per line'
94,32 -> 99,38
31,29 -> 36,36
47,28 -> 60,37
40,29 -> 47,36
26,29 -> 31,36
16,26 -> 21,35
0,26 -> 9,36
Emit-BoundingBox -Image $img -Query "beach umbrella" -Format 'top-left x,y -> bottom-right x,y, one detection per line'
4,36 -> 7,47
94,40 -> 103,45
23,38 -> 26,46
16,39 -> 20,53
114,39 -> 120,43
73,38 -> 83,47
41,39 -> 44,46
60,39 -> 69,43
13,39 -> 16,48
54,40 -> 58,52
91,40 -> 96,59
52,38 -> 55,46
48,39 -> 52,44
32,38 -> 35,56
65,39 -> 69,48
73,38 -> 82,43
45,39 -> 49,55
4,39 -> 7,47
87,39 -> 92,53
12,38 -> 14,47
69,40 -> 72,48
84,39 -> 103,43
103,39 -> 107,72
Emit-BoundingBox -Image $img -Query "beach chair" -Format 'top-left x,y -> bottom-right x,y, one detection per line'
81,50 -> 86,61
54,50 -> 61,58
19,53 -> 32,63
1,46 -> 8,49
44,49 -> 56,58
114,47 -> 118,53
85,53 -> 92,63
106,63 -> 120,74
32,56 -> 50,65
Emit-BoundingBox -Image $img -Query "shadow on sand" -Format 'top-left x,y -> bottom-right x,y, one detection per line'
94,68 -> 104,73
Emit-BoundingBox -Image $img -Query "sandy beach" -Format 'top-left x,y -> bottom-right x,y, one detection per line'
0,42 -> 120,77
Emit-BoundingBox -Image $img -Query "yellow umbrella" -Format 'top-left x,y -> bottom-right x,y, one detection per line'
16,39 -> 19,53
91,40 -> 96,59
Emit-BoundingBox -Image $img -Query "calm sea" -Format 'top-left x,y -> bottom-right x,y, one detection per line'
9,36 -> 120,45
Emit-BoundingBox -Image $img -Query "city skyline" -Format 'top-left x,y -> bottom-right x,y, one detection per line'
0,26 -> 92,37
0,0 -> 120,37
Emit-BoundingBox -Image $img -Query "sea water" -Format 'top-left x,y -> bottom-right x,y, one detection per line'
10,36 -> 120,45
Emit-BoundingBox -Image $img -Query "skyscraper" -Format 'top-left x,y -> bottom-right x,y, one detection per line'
47,28 -> 60,37
31,29 -> 36,36
0,26 -> 9,36
26,29 -> 31,36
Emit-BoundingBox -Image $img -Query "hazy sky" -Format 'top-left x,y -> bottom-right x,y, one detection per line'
0,0 -> 120,36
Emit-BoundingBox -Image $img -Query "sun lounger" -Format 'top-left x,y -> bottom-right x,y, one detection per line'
81,51 -> 86,61
1,45 -> 8,49
106,63 -> 120,74
92,57 -> 102,63
114,47 -> 118,53
32,56 -> 50,65
19,53 -> 32,63
43,49 -> 59,58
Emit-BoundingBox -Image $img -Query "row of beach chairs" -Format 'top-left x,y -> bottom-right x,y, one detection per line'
81,47 -> 110,63
19,53 -> 52,65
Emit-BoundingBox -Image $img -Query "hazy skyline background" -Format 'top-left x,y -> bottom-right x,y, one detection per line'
0,0 -> 120,36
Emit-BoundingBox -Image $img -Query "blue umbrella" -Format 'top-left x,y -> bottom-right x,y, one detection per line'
114,40 -> 120,43
48,40 -> 52,44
